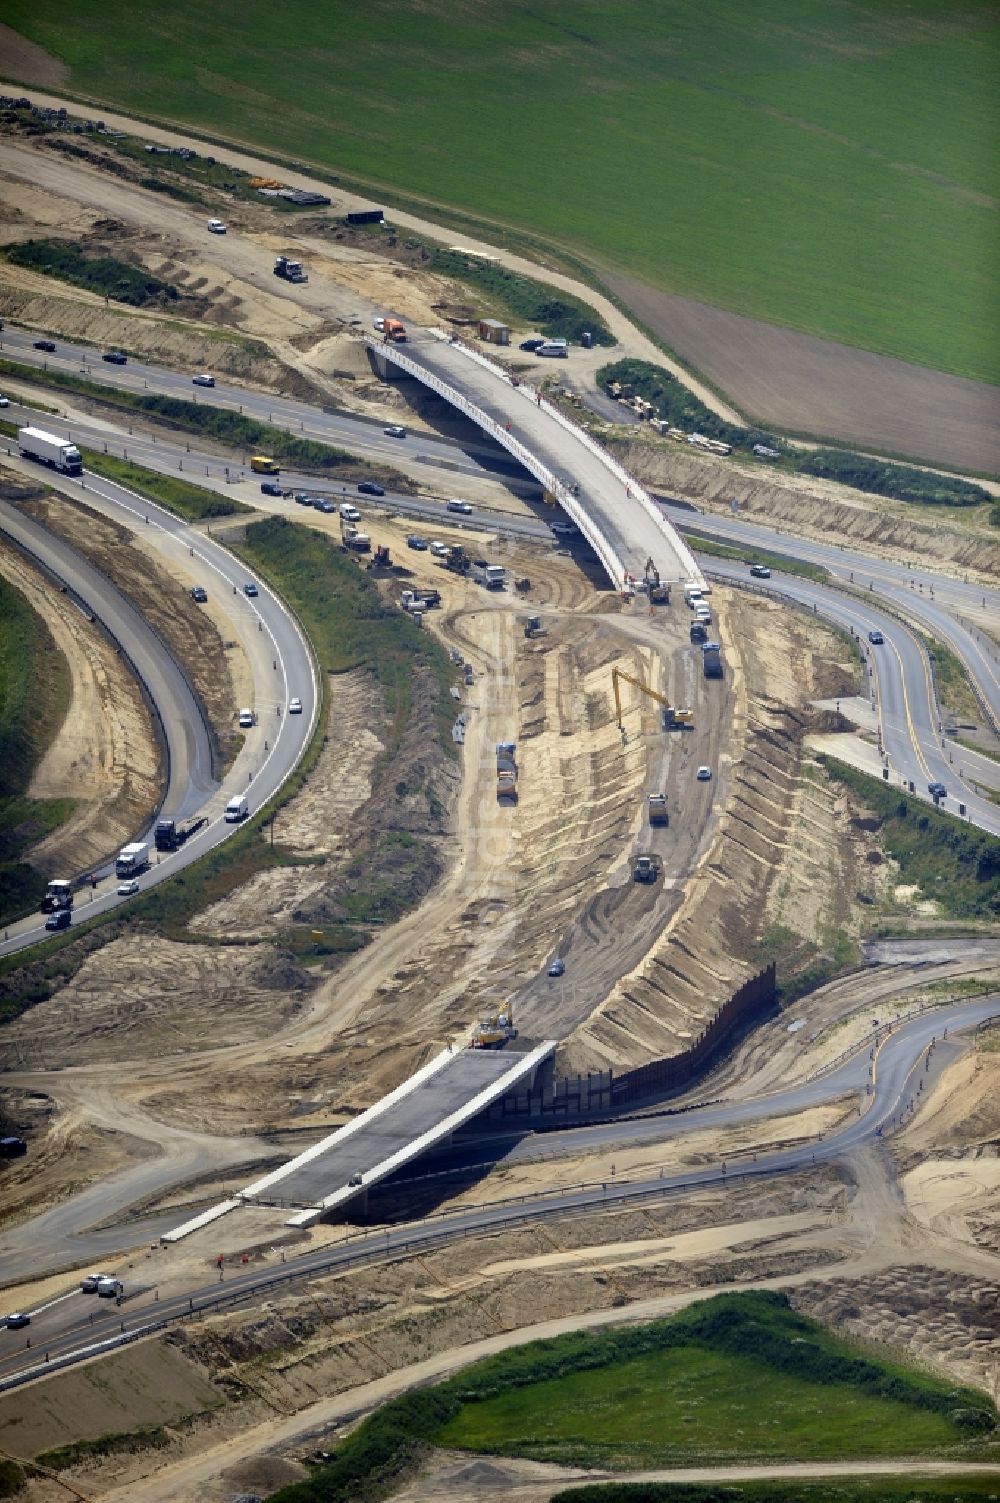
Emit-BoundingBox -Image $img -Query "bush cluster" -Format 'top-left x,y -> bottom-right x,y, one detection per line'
800,449 -> 989,507
431,248 -> 614,344
5,238 -> 178,306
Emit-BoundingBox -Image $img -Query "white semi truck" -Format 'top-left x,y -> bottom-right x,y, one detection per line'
115,841 -> 150,879
18,426 -> 83,476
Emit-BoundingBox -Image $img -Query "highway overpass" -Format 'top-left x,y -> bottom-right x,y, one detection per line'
368,329 -> 703,595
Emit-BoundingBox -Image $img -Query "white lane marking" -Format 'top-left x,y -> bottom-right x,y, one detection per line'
29,1290 -> 79,1316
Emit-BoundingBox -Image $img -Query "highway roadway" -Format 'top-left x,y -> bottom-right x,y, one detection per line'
0,458 -> 318,958
0,993 -> 994,1391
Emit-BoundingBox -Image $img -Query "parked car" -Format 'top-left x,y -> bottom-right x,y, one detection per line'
238,708 -> 255,729
192,373 -> 215,387
357,481 -> 385,496
243,582 -> 258,597
340,503 -> 361,521
207,219 -> 227,234
260,481 -> 283,497
547,958 -> 565,978
519,336 -> 545,351
289,696 -> 303,714
696,766 -> 713,781
102,350 -> 128,365
117,879 -> 140,897
314,498 -> 335,513
4,1312 -> 30,1330
406,534 -> 428,551
293,492 -> 312,505
383,425 -> 407,438
191,585 -> 208,602
868,629 -> 884,645
927,780 -> 948,799
749,564 -> 771,578
430,541 -> 449,557
33,339 -> 56,352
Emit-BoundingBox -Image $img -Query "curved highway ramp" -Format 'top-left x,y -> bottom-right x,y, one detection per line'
367,330 -> 703,593
164,1040 -> 555,1240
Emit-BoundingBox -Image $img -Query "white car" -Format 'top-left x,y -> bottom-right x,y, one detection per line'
383,424 -> 407,438
288,696 -> 303,714
447,499 -> 473,514
192,373 -> 215,387
696,766 -> 713,781
207,219 -> 227,234
0,396 -> 9,408
117,879 -> 140,897
96,1277 -> 123,1298
430,540 -> 449,557
238,708 -> 255,729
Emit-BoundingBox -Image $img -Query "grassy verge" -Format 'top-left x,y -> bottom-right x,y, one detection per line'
823,758 -> 1000,919
599,359 -> 992,508
550,1478 -> 1000,1502
269,1291 -> 995,1503
755,923 -> 859,1007
0,358 -> 403,484
914,631 -> 984,724
687,533 -> 829,585
426,246 -> 612,344
0,573 -> 74,924
81,450 -> 252,522
4,238 -> 178,308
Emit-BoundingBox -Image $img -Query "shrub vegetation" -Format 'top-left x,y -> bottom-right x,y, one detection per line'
5,238 -> 178,306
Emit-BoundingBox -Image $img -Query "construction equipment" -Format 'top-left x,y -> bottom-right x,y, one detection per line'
368,544 -> 392,572
648,794 -> 669,826
611,667 -> 693,732
274,255 -> 308,283
524,615 -> 544,639
471,1007 -> 518,1049
643,557 -> 670,604
40,879 -> 73,914
382,317 -> 407,342
497,741 -> 518,803
633,854 -> 661,883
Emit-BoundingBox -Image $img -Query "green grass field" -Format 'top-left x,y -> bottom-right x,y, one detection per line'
551,1480 -> 1000,1503
4,1 -> 998,383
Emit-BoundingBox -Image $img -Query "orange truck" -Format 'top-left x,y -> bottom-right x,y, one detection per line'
382,318 -> 407,343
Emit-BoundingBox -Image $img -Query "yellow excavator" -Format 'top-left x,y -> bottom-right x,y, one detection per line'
611,667 -> 693,731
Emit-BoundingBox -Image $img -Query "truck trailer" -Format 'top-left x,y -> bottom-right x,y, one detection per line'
702,643 -> 724,679
273,256 -> 308,283
115,841 -> 150,879
154,816 -> 208,852
18,426 -> 83,476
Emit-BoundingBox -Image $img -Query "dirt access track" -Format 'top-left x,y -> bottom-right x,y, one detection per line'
3,85 -> 996,476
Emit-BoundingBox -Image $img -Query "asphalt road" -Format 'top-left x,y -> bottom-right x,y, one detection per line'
1,994 -> 993,1390
0,460 -> 318,958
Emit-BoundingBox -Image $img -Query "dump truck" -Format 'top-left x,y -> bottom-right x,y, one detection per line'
115,841 -> 150,879
633,854 -> 661,883
702,642 -> 724,679
400,590 -> 430,614
18,426 -> 83,476
154,816 -> 208,853
40,879 -> 73,914
648,794 -> 669,826
472,560 -> 506,590
497,740 -> 518,803
273,255 -> 308,283
343,528 -> 371,552
382,318 -> 407,343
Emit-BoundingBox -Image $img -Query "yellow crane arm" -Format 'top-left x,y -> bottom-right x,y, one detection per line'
611,666 -> 674,727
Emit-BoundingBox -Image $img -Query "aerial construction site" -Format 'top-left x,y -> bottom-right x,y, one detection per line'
0,61 -> 997,1503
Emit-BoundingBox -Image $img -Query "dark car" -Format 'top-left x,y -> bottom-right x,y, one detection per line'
868,629 -> 884,645
243,582 -> 258,597
191,585 -> 208,602
749,564 -> 771,578
407,534 -> 428,550
547,958 -> 565,978
314,499 -> 335,513
4,1312 -> 30,1330
102,351 -> 128,365
260,481 -> 283,497
519,337 -> 544,352
33,339 -> 56,352
357,481 -> 385,497
927,781 -> 948,799
45,909 -> 71,932
293,492 -> 312,505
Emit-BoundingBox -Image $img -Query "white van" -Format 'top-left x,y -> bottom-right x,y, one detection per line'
535,342 -> 568,358
238,708 -> 255,729
225,795 -> 249,823
340,503 -> 361,522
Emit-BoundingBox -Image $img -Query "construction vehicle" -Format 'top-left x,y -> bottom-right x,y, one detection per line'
154,816 -> 208,853
343,528 -> 371,553
472,560 -> 506,590
644,557 -> 670,604
40,878 -> 73,914
662,706 -> 694,730
400,590 -> 430,614
382,318 -> 407,342
251,455 -> 279,474
648,794 -> 669,825
443,544 -> 470,574
690,620 -> 709,644
273,255 -> 308,283
702,642 -> 724,679
524,615 -> 544,639
497,740 -> 518,803
115,841 -> 150,879
471,1007 -> 518,1049
367,544 -> 394,574
633,854 -> 661,883
611,667 -> 693,733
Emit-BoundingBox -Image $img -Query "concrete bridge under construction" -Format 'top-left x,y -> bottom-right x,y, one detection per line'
367,329 -> 704,595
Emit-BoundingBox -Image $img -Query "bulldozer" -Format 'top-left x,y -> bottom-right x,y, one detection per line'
633,854 -> 661,883
611,667 -> 693,733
